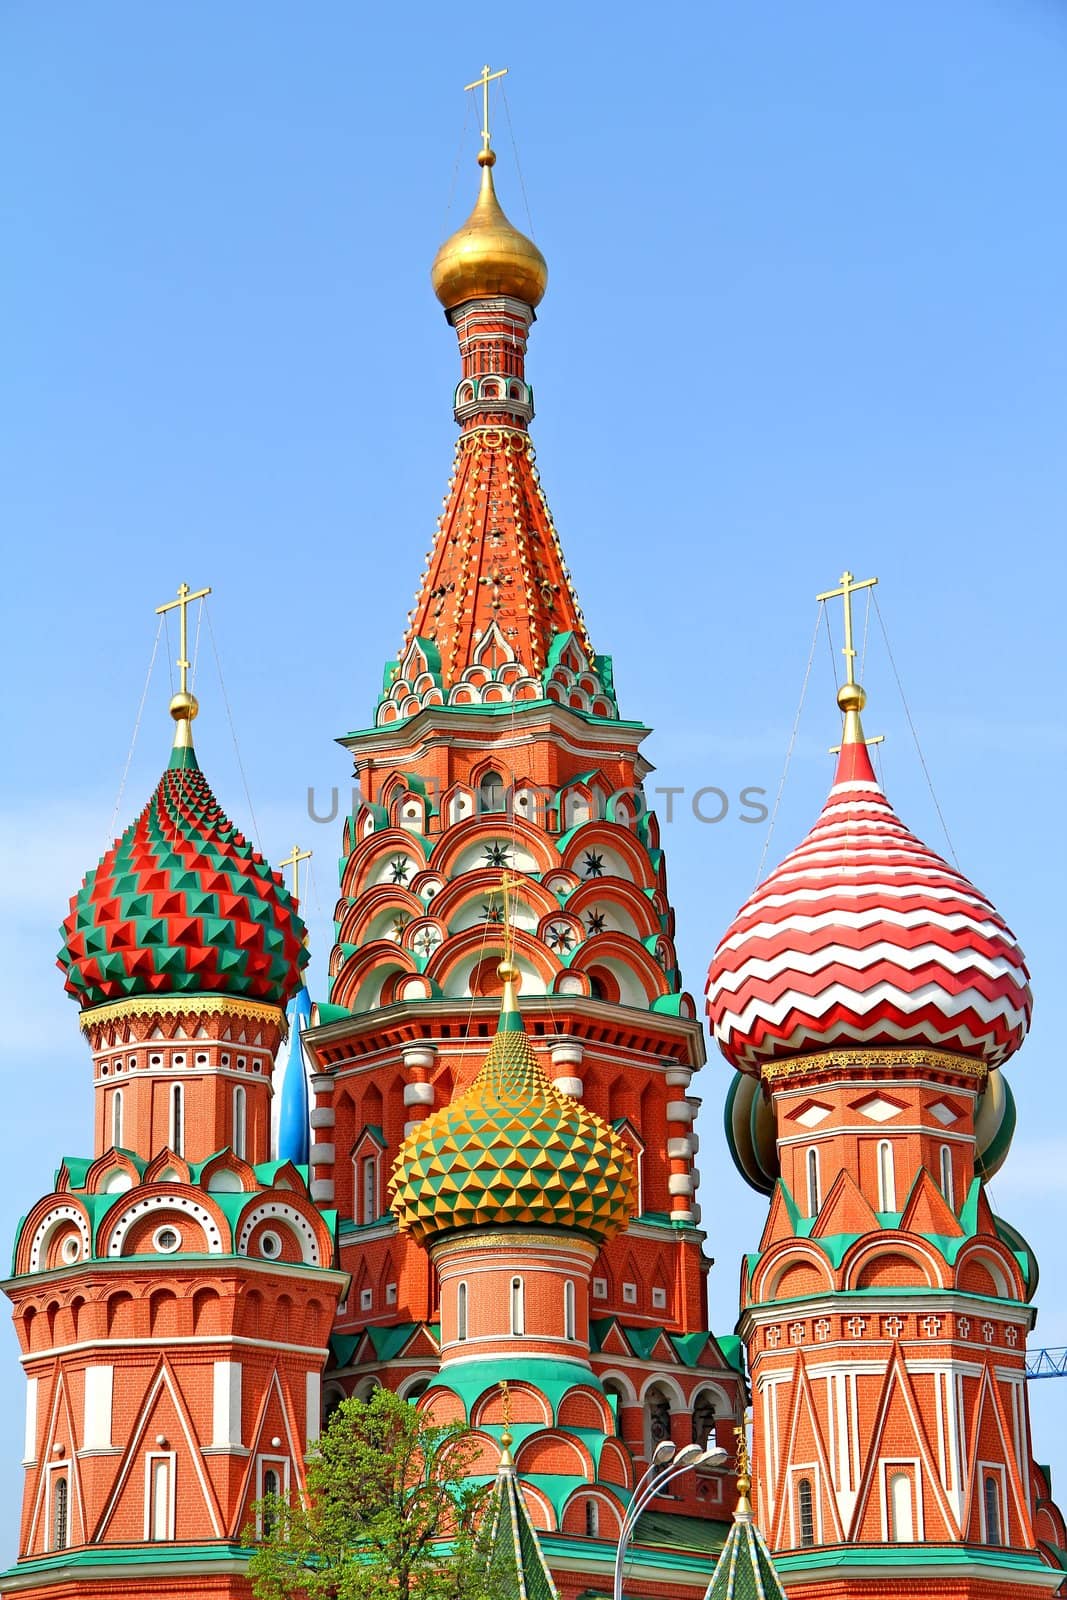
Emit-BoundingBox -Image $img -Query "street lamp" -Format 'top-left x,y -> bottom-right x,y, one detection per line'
611,1442 -> 730,1600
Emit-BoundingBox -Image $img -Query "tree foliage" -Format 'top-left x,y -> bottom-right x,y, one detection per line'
245,1387 -> 493,1600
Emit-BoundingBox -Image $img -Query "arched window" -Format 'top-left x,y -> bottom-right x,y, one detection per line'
233,1086 -> 246,1160
878,1141 -> 896,1212
692,1391 -> 716,1448
585,1498 -> 599,1538
262,1468 -> 279,1536
984,1474 -> 1002,1545
888,1471 -> 914,1541
170,1084 -> 184,1157
112,1089 -> 123,1151
797,1478 -> 815,1547
478,770 -> 506,813
510,1277 -> 525,1336
52,1475 -> 69,1551
806,1148 -> 821,1218
457,1282 -> 468,1342
564,1280 -> 576,1341
362,1156 -> 377,1225
646,1384 -> 671,1462
940,1144 -> 955,1209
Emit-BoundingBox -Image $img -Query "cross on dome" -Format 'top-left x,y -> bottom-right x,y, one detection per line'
156,580 -> 211,751
464,63 -> 508,153
279,843 -> 313,904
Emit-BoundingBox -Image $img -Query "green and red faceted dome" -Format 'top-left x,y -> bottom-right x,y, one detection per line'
59,743 -> 307,1013
391,963 -> 636,1245
707,695 -> 1032,1076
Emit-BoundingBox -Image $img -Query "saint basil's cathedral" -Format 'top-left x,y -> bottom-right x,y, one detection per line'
4,81 -> 1066,1600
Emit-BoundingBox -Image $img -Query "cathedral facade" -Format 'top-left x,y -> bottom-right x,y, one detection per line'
2,107 -> 1063,1600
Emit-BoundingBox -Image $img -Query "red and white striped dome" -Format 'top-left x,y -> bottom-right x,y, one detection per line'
707,717 -> 1032,1075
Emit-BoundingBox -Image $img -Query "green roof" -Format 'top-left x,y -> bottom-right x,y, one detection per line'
634,1510 -> 730,1555
485,1466 -> 559,1600
704,1514 -> 787,1600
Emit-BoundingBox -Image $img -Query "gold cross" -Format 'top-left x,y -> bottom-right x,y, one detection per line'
501,869 -> 517,966
816,569 -> 877,689
829,731 -> 884,755
156,582 -> 212,696
734,1421 -> 749,1480
464,63 -> 508,152
278,844 -> 312,902
499,1378 -> 511,1429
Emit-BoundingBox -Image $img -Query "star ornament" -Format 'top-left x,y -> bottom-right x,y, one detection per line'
483,842 -> 512,869
582,851 -> 605,878
389,855 -> 411,885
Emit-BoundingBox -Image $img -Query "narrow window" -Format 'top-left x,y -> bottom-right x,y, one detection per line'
478,770 -> 505,813
878,1141 -> 895,1212
806,1149 -> 820,1218
564,1280 -> 576,1341
889,1470 -> 914,1541
585,1498 -> 599,1538
457,1282 -> 468,1342
984,1475 -> 1002,1546
112,1089 -> 123,1150
170,1084 -> 184,1158
52,1476 -> 69,1551
693,1392 -> 716,1448
798,1478 -> 815,1547
362,1156 -> 376,1224
262,1467 -> 279,1536
510,1276 -> 525,1336
233,1086 -> 246,1160
150,1457 -> 170,1539
940,1144 -> 955,1209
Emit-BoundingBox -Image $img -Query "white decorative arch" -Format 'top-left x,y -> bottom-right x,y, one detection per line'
598,1369 -> 639,1405
637,1372 -> 687,1409
397,1372 -> 437,1401
956,1245 -> 1013,1299
237,1201 -> 319,1266
105,1196 -> 224,1257
842,1235 -> 943,1291
29,1205 -> 92,1272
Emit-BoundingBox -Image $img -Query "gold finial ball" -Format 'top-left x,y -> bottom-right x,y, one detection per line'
169,690 -> 199,723
497,959 -> 520,985
477,147 -> 496,167
837,682 -> 867,714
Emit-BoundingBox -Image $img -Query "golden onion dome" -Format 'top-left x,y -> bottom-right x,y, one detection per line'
431,149 -> 548,311
390,962 -> 634,1245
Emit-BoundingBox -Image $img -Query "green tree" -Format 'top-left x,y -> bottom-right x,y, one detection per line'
245,1387 -> 493,1600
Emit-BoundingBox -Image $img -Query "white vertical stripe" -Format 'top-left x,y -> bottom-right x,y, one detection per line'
23,1377 -> 37,1465
212,1361 -> 242,1448
83,1366 -> 113,1450
306,1371 -> 321,1446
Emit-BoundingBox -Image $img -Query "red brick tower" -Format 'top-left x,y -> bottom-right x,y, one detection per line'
2,625 -> 346,1599
706,574 -> 1067,1598
300,126 -> 745,1593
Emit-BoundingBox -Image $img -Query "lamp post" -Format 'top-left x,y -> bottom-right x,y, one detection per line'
611,1441 -> 730,1600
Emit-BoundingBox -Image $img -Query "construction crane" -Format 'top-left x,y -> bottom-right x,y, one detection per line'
1026,1348 -> 1067,1380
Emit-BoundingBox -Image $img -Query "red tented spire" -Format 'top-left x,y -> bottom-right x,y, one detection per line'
403,426 -> 594,689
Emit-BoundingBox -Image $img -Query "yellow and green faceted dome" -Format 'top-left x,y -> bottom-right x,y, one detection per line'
390,972 -> 635,1245
59,746 -> 307,1011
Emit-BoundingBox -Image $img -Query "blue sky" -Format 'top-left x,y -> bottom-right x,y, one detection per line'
2,0 -> 1066,1550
